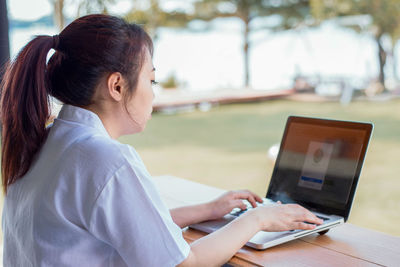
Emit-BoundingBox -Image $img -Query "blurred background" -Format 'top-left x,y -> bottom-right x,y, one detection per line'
0,0 -> 399,250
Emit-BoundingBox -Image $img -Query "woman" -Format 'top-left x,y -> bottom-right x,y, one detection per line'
1,14 -> 322,266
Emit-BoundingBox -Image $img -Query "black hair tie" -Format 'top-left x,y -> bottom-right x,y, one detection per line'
52,35 -> 60,50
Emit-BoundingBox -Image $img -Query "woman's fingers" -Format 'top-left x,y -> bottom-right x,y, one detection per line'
291,221 -> 317,230
250,191 -> 263,203
229,191 -> 324,229
247,195 -> 257,208
293,205 -> 323,225
258,203 -> 325,232
232,199 -> 247,210
305,213 -> 323,225
284,204 -> 323,228
234,190 -> 263,208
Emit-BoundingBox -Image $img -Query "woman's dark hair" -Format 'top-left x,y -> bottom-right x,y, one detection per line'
0,14 -> 153,193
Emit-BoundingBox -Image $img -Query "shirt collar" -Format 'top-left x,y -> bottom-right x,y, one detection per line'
56,104 -> 111,138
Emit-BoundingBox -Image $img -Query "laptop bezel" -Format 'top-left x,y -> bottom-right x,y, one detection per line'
266,116 -> 373,221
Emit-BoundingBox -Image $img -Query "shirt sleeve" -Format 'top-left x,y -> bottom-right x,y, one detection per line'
88,162 -> 190,267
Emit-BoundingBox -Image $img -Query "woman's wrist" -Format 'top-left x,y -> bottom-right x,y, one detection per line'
247,207 -> 267,231
205,200 -> 219,221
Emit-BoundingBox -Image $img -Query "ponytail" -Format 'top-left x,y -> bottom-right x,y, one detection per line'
1,14 -> 154,194
0,35 -> 54,193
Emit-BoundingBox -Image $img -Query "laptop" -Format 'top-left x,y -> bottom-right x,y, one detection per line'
190,115 -> 373,250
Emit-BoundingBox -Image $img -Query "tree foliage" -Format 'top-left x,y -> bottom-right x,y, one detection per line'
124,0 -> 194,40
193,0 -> 312,88
311,0 -> 400,87
49,0 -> 116,30
194,0 -> 311,28
311,0 -> 400,40
76,0 -> 117,16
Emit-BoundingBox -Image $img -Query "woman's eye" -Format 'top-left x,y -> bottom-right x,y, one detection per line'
151,80 -> 158,85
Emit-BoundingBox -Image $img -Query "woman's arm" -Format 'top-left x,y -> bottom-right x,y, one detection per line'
170,190 -> 263,228
177,204 -> 323,267
170,203 -> 213,228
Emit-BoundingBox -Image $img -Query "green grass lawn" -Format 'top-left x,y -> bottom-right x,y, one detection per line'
120,98 -> 400,236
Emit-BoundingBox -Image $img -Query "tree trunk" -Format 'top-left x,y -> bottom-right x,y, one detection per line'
243,17 -> 250,89
376,35 -> 386,90
392,42 -> 398,82
0,0 -> 10,82
54,0 -> 65,31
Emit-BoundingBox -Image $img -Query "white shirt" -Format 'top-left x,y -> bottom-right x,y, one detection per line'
2,104 -> 190,266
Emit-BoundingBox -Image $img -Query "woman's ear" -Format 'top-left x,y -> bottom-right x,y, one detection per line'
107,72 -> 125,102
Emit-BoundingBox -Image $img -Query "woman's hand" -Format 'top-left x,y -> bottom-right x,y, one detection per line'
207,190 -> 263,220
252,203 -> 324,232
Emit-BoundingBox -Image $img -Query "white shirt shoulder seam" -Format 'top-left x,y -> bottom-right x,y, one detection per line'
87,161 -> 127,229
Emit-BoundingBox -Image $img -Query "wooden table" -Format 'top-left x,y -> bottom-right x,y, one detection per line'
153,175 -> 400,267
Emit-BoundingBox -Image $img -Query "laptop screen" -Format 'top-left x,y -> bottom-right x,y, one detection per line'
266,116 -> 373,220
